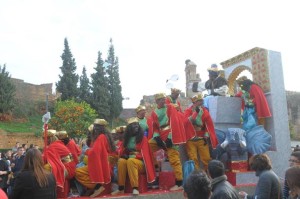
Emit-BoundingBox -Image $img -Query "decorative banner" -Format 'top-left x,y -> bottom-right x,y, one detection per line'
251,49 -> 270,92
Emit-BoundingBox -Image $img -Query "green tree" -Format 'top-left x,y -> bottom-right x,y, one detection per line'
0,64 -> 16,115
79,66 -> 90,103
49,99 -> 97,142
56,38 -> 79,101
106,39 -> 123,124
90,51 -> 110,120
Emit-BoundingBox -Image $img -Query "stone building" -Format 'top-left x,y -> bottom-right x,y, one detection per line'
11,78 -> 58,103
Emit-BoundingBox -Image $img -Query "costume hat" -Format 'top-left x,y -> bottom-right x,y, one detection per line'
94,118 -> 108,126
127,117 -> 139,125
46,129 -> 57,137
207,64 -> 219,72
171,88 -> 181,94
116,125 -> 126,133
154,93 -> 166,100
135,105 -> 146,113
191,93 -> 203,103
56,130 -> 69,139
236,76 -> 248,85
88,124 -> 94,132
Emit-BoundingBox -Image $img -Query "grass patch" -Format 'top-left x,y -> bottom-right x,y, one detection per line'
0,115 -> 43,133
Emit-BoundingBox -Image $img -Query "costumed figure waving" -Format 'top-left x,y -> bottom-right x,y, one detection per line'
149,93 -> 186,191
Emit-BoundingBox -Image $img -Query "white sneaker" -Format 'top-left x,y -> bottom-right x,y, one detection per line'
169,185 -> 183,191
90,186 -> 105,198
111,189 -> 124,195
132,188 -> 139,195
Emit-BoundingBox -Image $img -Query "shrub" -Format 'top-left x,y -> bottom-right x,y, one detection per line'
49,99 -> 97,141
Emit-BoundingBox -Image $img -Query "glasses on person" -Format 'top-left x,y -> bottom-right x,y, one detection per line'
289,159 -> 300,163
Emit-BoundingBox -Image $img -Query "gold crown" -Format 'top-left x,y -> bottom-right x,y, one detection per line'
135,105 -> 146,113
191,94 -> 203,103
127,117 -> 139,125
56,130 -> 69,139
171,88 -> 181,94
94,119 -> 108,126
46,129 -> 57,137
111,129 -> 116,133
154,93 -> 166,100
116,125 -> 126,133
88,124 -> 94,132
236,76 -> 248,85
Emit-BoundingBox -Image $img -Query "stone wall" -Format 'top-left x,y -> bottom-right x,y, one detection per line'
11,78 -> 58,102
0,131 -> 44,150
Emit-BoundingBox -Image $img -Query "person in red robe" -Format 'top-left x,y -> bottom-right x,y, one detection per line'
56,131 -> 81,165
75,119 -> 116,198
43,130 -> 76,197
165,88 -> 182,112
184,94 -> 218,171
135,105 -> 153,140
236,76 -> 272,126
114,126 -> 127,154
111,117 -> 155,196
149,93 -> 186,191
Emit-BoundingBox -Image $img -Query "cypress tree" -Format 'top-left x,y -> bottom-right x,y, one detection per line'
106,39 -> 123,124
56,38 -> 79,100
0,64 -> 16,114
79,66 -> 90,103
90,51 -> 110,120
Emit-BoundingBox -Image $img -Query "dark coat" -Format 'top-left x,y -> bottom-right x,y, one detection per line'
0,159 -> 9,189
211,175 -> 239,199
247,170 -> 283,199
9,170 -> 56,199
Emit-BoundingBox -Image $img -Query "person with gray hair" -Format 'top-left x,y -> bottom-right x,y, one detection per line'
183,170 -> 212,199
208,160 -> 239,199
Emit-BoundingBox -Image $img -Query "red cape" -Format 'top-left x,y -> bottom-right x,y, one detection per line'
151,104 -> 186,144
43,140 -> 73,188
119,136 -> 156,183
184,106 -> 218,148
87,134 -> 111,184
66,139 -> 81,164
250,84 -> 272,118
165,96 -> 182,112
236,84 -> 271,118
142,117 -> 154,140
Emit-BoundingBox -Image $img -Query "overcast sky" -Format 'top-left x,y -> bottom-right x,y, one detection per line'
1,0 -> 299,108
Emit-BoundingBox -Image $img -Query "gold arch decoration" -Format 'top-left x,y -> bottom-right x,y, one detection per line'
227,65 -> 252,95
221,47 -> 270,94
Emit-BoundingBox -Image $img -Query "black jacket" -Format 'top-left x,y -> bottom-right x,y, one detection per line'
211,175 -> 239,199
0,159 -> 9,188
9,170 -> 56,199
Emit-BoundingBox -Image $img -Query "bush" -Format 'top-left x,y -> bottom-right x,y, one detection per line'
49,99 -> 97,140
